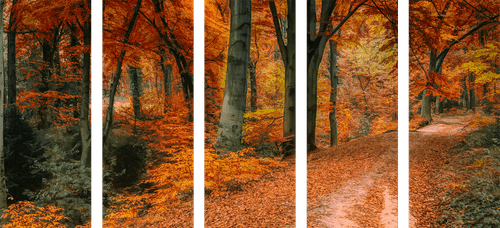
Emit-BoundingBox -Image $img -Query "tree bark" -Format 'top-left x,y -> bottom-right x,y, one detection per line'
7,0 -> 17,105
329,40 -> 339,147
0,0 -> 7,214
216,0 -> 251,152
248,60 -> 257,112
129,66 -> 142,119
80,7 -> 91,168
161,49 -> 172,113
462,76 -> 469,109
37,27 -> 60,129
469,73 -> 475,111
269,0 -> 295,143
103,0 -> 142,144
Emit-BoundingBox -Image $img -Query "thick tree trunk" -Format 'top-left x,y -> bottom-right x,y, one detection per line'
0,0 -> 7,213
216,0 -> 251,152
329,40 -> 339,147
129,66 -> 142,119
248,60 -> 257,112
7,0 -> 17,105
103,0 -> 142,144
80,11 -> 91,168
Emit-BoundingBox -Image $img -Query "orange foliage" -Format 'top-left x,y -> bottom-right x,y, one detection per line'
1,201 -> 70,228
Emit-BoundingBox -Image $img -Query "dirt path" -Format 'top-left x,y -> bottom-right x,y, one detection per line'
308,116 -> 464,228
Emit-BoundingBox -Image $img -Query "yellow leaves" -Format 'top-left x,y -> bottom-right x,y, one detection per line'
1,201 -> 70,228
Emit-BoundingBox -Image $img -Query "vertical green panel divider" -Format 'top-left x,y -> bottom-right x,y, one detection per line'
295,0 -> 306,228
194,0 -> 205,228
398,0 -> 408,228
92,0 -> 102,227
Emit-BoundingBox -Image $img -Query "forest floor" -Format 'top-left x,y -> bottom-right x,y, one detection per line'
307,112 -> 480,227
109,100 -> 495,227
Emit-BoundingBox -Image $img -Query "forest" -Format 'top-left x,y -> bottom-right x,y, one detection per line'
0,0 -> 496,226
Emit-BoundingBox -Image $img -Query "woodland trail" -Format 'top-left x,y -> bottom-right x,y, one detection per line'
136,113 -> 473,227
307,115 -> 465,228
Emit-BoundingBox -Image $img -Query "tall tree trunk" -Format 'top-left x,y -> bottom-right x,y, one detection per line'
248,60 -> 257,112
329,40 -> 339,147
306,0 -> 366,150
70,23 -> 80,118
163,66 -> 172,110
38,37 -> 57,129
80,8 -> 91,168
0,0 -> 7,214
469,73 -> 475,111
216,0 -> 251,152
103,0 -> 142,144
129,66 -> 142,119
462,76 -> 469,109
269,0 -> 295,145
7,0 -> 17,106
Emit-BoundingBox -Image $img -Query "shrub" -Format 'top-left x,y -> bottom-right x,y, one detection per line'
3,105 -> 48,203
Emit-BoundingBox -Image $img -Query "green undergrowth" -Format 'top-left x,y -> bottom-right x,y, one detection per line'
438,122 -> 500,227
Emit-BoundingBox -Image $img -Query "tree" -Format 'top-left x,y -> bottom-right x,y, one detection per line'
269,0 -> 297,153
7,0 -> 18,106
410,0 -> 500,121
269,0 -> 368,150
80,1 -> 91,167
329,39 -> 339,146
103,0 -> 142,145
307,0 -> 368,150
0,0 -> 7,215
129,65 -> 142,119
216,0 -> 252,152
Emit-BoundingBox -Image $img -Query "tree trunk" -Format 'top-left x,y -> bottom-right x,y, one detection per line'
248,60 -> 257,112
80,9 -> 91,168
7,0 -> 17,105
463,76 -> 470,109
129,66 -> 142,119
161,51 -> 172,113
329,40 -> 339,147
70,24 -> 80,118
435,95 -> 443,113
306,0 -> 366,150
469,73 -> 475,111
0,0 -> 7,214
216,0 -> 251,152
103,0 -> 142,144
269,0 -> 295,143
38,36 -> 57,129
